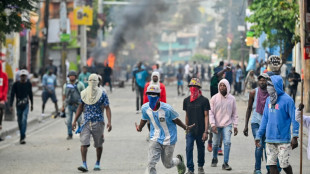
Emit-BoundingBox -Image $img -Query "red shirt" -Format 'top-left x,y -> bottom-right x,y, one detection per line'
0,61 -> 8,101
143,82 -> 166,104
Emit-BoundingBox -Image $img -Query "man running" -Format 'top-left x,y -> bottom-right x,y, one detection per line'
72,74 -> 112,172
255,75 -> 299,174
135,85 -> 193,174
243,73 -> 269,174
209,79 -> 238,171
183,78 -> 210,174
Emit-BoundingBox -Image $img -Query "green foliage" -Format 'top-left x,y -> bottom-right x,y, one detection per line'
0,0 -> 38,43
246,0 -> 299,59
191,54 -> 211,62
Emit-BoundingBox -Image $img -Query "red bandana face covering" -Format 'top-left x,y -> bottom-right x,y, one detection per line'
190,87 -> 201,102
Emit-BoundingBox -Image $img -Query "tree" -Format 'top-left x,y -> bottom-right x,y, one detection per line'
246,0 -> 299,61
0,0 -> 38,43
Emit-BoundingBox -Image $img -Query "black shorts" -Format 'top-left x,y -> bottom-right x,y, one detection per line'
42,91 -> 58,104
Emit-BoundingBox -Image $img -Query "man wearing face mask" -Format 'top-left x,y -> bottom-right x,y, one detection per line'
143,72 -> 167,141
255,75 -> 299,174
183,78 -> 210,174
243,73 -> 270,174
72,74 -> 112,172
143,71 -> 166,104
135,85 -> 194,174
209,79 -> 238,171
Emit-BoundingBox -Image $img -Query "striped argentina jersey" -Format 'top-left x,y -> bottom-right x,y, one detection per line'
141,102 -> 179,145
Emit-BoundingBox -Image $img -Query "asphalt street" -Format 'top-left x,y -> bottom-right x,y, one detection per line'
0,84 -> 309,174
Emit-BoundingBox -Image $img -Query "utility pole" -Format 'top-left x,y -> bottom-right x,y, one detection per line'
300,0 -> 310,113
97,0 -> 103,47
227,0 -> 232,62
43,0 -> 50,70
80,25 -> 87,70
60,0 -> 67,84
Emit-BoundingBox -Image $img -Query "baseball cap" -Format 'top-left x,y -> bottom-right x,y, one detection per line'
258,73 -> 269,80
146,85 -> 161,94
19,69 -> 29,76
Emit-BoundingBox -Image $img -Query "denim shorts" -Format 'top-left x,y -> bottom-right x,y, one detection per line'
42,91 -> 57,103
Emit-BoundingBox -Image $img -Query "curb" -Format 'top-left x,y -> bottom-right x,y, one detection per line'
0,114 -> 54,139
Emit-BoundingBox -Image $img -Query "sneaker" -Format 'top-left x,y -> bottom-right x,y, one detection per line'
146,133 -> 150,142
211,158 -> 218,167
20,139 -> 26,144
136,110 -> 140,114
218,148 -> 223,156
198,166 -> 205,174
207,143 -> 212,152
78,165 -> 88,172
253,170 -> 262,174
66,135 -> 73,140
176,154 -> 186,174
222,163 -> 232,171
185,171 -> 194,174
93,164 -> 100,171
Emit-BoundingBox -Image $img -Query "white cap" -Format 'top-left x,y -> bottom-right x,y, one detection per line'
19,69 -> 29,76
146,85 -> 161,94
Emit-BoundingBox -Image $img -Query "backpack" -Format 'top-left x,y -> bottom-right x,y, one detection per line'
65,82 -> 81,105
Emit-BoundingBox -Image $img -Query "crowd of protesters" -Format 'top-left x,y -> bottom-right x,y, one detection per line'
0,55 -> 306,174
132,55 -> 303,174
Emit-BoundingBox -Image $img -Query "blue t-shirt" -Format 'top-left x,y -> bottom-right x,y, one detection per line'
134,70 -> 148,88
141,102 -> 179,145
42,74 -> 57,91
82,92 -> 109,124
236,69 -> 243,83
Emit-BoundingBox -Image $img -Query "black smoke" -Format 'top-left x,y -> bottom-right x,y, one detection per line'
110,0 -> 169,56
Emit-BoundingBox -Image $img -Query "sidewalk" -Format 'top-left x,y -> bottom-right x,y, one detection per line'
0,87 -> 63,139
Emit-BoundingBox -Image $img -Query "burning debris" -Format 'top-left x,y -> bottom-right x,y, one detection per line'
109,0 -> 169,57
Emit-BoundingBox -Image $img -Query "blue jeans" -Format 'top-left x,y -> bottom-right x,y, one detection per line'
212,124 -> 232,164
251,123 -> 265,170
65,104 -> 81,136
186,132 -> 205,172
16,104 -> 29,140
251,123 -> 281,172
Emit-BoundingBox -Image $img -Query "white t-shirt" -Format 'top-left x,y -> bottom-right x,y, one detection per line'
185,64 -> 190,75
